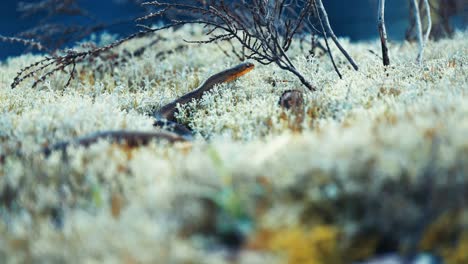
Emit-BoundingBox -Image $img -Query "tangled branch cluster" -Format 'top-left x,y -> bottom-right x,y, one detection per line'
3,0 -> 368,91
3,0 -> 465,90
138,0 -> 319,90
11,31 -> 149,89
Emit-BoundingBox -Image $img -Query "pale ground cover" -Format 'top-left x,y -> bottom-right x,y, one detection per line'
0,26 -> 467,263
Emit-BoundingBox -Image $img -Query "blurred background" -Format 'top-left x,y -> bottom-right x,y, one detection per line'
0,0 -> 464,60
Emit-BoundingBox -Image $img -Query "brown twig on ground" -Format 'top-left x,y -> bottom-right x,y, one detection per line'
377,0 -> 390,66
8,0 -> 158,89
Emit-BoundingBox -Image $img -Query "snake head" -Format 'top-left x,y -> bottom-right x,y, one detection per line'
224,62 -> 255,82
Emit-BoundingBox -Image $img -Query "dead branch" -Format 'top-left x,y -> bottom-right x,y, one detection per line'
422,0 -> 432,49
377,0 -> 390,66
138,0 -> 318,91
424,0 -> 462,39
10,31 -> 152,89
16,23 -> 107,52
314,0 -> 359,71
412,0 -> 432,64
407,0 -> 434,63
312,1 -> 342,78
10,0 -> 361,90
0,35 -> 50,53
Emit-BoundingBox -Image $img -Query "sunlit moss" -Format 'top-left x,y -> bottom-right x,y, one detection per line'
443,232 -> 468,264
261,225 -> 341,264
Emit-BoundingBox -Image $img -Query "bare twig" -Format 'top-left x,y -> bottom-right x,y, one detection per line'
420,0 -> 462,39
313,1 -> 342,78
414,0 -> 432,64
0,35 -> 50,53
11,31 -> 151,89
314,0 -> 359,71
422,0 -> 432,47
377,0 -> 390,66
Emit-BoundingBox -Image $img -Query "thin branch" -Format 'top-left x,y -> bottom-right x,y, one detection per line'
314,0 -> 359,71
414,0 -> 432,64
422,0 -> 432,47
0,35 -> 50,53
378,0 -> 390,66
11,30 -> 152,88
313,1 -> 342,78
412,0 -> 424,65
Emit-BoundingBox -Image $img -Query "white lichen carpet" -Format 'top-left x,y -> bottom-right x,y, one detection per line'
0,27 -> 467,263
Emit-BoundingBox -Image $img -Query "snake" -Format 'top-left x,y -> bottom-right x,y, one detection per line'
41,62 -> 255,156
154,62 -> 255,122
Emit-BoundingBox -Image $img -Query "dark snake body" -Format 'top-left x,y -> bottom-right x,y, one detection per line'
41,62 -> 254,156
155,62 -> 255,122
42,131 -> 186,156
